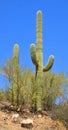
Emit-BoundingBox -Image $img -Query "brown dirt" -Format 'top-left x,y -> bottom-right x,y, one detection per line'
0,102 -> 66,130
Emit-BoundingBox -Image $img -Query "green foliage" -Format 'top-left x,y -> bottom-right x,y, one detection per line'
52,100 -> 68,128
18,68 -> 33,107
0,90 -> 6,101
5,66 -> 34,110
30,11 -> 54,111
42,72 -> 67,110
5,87 -> 12,102
0,59 -> 68,114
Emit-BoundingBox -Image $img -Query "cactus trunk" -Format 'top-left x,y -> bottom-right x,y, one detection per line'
36,11 -> 43,111
12,44 -> 19,106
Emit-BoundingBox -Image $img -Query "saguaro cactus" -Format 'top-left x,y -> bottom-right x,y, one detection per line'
30,11 -> 54,111
12,44 -> 19,106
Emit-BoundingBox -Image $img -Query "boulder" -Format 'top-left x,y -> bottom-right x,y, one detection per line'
21,118 -> 33,129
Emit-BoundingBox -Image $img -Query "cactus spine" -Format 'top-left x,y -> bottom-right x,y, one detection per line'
30,11 -> 54,111
12,44 -> 19,106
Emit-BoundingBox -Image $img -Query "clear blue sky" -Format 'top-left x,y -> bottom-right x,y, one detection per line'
0,0 -> 68,89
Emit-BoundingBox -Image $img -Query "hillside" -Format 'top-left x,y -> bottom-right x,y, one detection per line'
0,101 -> 66,130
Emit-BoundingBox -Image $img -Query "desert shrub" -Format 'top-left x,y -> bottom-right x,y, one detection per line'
0,90 -> 6,101
42,72 -> 67,110
52,100 -> 68,129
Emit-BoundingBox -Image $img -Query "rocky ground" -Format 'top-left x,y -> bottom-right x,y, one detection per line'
0,101 -> 66,130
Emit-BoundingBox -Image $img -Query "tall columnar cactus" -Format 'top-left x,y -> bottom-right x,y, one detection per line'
30,11 -> 54,111
12,44 -> 19,106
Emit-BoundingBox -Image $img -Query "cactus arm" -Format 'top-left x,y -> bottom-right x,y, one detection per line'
13,44 -> 19,61
30,44 -> 38,66
43,55 -> 54,72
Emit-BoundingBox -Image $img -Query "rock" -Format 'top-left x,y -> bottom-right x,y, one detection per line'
12,113 -> 19,123
2,114 -> 8,120
9,105 -> 13,109
21,118 -> 33,129
41,110 -> 48,116
37,114 -> 42,118
22,109 -> 30,114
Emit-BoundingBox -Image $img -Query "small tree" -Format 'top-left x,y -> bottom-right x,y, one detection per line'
42,72 -> 67,110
